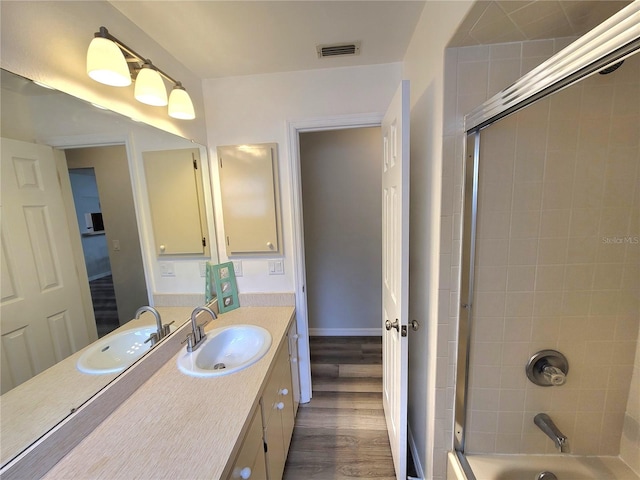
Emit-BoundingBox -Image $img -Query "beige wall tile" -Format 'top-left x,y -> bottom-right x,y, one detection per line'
452,40 -> 638,459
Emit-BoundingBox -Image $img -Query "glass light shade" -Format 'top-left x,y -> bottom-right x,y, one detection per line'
86,37 -> 131,87
168,87 -> 195,120
134,67 -> 168,106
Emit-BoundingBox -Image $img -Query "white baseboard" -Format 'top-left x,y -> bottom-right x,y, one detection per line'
88,271 -> 112,281
408,425 -> 425,480
308,328 -> 382,336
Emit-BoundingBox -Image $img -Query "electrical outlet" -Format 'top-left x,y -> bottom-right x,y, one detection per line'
268,260 -> 284,275
160,262 -> 175,277
232,260 -> 243,277
112,239 -> 120,251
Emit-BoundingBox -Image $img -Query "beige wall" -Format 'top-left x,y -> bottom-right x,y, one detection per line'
65,146 -> 149,324
203,63 -> 402,295
299,128 -> 382,334
453,45 -> 639,456
401,2 -> 474,478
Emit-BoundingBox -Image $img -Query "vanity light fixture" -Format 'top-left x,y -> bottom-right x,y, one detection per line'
168,83 -> 195,120
134,64 -> 168,106
33,80 -> 56,90
86,26 -> 195,119
86,29 -> 131,87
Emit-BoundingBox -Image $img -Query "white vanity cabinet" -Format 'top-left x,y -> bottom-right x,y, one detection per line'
287,320 -> 301,416
143,148 -> 210,256
227,319 -> 298,480
261,342 -> 295,480
226,406 -> 267,480
217,143 -> 282,255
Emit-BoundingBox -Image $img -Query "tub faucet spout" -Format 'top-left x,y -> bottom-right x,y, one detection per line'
534,413 -> 569,453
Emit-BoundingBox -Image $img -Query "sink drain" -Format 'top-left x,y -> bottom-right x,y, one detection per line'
536,472 -> 558,480
213,363 -> 226,370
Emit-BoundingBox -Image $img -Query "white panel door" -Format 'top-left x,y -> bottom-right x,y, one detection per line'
381,80 -> 410,479
0,138 -> 90,394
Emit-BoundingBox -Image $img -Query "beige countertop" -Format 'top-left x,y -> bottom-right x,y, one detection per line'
0,306 -> 193,467
42,305 -> 295,480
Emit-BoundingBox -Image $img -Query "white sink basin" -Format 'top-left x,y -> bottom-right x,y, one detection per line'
177,325 -> 272,377
77,326 -> 170,375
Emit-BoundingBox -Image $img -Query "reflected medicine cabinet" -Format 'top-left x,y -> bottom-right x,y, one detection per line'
143,148 -> 210,256
217,143 -> 282,255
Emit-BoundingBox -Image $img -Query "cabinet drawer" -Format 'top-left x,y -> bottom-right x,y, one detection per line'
227,406 -> 265,480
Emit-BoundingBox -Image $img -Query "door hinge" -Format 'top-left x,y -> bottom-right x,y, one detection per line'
401,325 -> 408,337
226,236 -> 230,246
202,237 -> 207,247
219,157 -> 223,168
264,441 -> 268,453
192,154 -> 198,170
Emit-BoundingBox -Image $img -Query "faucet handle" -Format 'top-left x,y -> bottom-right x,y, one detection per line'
197,324 -> 208,342
161,321 -> 175,337
182,333 -> 196,351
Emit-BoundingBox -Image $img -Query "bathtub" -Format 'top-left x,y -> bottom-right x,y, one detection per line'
447,451 -> 640,480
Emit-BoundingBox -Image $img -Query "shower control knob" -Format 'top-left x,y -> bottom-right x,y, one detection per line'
542,365 -> 567,386
526,350 -> 569,387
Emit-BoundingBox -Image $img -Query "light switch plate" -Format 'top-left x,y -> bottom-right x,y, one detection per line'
199,262 -> 207,277
232,260 -> 243,277
160,262 -> 175,277
268,260 -> 284,275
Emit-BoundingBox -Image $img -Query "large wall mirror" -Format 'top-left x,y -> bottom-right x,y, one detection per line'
0,68 -> 217,467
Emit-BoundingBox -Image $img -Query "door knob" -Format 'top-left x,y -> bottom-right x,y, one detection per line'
411,319 -> 420,331
385,319 -> 399,332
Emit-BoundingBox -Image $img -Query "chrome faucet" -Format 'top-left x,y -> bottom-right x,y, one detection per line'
185,306 -> 217,352
135,306 -> 172,346
534,413 -> 569,453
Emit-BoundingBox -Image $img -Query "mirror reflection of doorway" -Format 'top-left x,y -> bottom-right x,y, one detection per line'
64,145 -> 149,340
68,168 -> 118,337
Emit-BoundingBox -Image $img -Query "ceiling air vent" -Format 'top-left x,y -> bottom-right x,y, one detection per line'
316,42 -> 361,59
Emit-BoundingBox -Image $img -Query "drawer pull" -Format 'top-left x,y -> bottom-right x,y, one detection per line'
240,467 -> 252,479
276,402 -> 285,410
279,388 -> 289,396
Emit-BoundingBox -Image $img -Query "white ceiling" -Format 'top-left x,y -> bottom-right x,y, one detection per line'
109,0 -> 632,80
109,1 -> 426,79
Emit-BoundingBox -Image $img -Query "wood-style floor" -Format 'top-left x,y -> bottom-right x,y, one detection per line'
88,275 -> 119,337
283,336 -> 396,480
